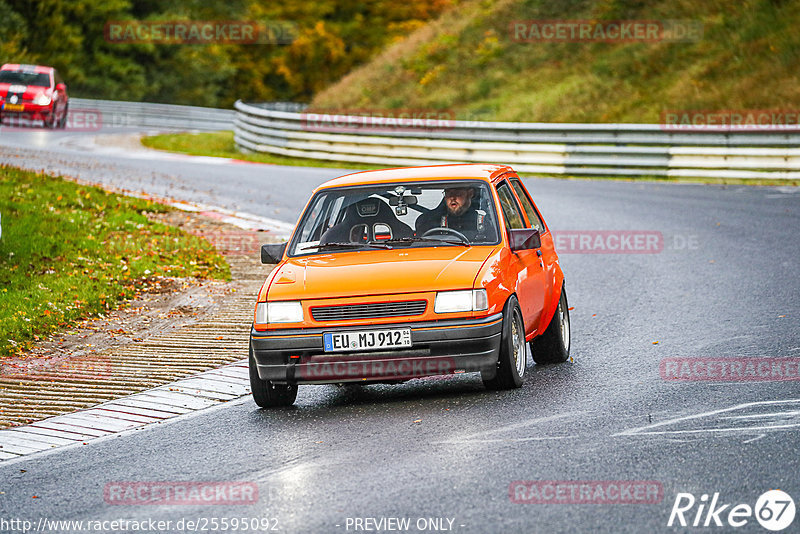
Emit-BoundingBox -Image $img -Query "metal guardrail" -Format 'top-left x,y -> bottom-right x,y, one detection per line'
71,98 -> 235,131
233,100 -> 800,179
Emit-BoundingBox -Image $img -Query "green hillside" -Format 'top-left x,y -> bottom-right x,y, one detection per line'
0,0 -> 450,107
310,0 -> 800,123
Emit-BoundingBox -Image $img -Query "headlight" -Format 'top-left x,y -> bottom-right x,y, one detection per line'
255,302 -> 268,324
434,289 -> 489,313
33,94 -> 52,106
255,301 -> 304,324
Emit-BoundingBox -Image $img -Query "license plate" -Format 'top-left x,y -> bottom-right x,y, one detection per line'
323,328 -> 412,352
3,103 -> 24,111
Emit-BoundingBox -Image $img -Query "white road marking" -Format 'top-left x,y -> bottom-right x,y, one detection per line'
721,410 -> 800,420
0,359 -> 251,462
437,412 -> 581,444
615,399 -> 800,436
742,434 -> 767,444
435,436 -> 574,444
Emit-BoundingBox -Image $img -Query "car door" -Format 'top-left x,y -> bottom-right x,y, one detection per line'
495,180 -> 547,336
509,177 -> 559,332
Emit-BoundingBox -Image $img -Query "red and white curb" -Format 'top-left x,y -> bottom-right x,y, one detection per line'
0,360 -> 251,463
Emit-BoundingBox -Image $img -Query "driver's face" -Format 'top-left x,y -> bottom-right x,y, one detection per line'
444,188 -> 473,216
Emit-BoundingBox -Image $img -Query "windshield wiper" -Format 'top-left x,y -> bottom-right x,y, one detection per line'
384,237 -> 470,247
308,241 -> 392,251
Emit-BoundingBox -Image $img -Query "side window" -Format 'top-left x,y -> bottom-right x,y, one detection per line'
511,179 -> 545,232
496,182 -> 525,230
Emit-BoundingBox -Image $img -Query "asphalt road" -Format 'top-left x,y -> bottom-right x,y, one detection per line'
1,126 -> 799,533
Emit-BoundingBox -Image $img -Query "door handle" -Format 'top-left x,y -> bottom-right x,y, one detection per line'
536,249 -> 542,257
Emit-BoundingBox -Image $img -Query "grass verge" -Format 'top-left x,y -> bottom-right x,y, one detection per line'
0,165 -> 231,358
141,131 -> 378,171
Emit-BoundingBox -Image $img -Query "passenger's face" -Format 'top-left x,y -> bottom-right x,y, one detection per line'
444,188 -> 473,216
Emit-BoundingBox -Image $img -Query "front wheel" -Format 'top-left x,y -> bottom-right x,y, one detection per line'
57,104 -> 68,128
482,295 -> 526,390
530,285 -> 571,364
45,107 -> 58,129
249,342 -> 297,407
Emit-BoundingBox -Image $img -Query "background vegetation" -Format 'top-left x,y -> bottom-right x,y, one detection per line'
312,0 -> 800,122
0,0 -> 450,108
2,0 -> 798,121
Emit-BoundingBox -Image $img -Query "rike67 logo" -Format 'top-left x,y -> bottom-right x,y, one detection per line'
668,490 -> 795,531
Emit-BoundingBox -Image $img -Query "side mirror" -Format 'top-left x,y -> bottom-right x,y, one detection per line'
509,228 -> 541,252
261,242 -> 287,264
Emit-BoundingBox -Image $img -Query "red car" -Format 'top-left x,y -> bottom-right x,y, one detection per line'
0,64 -> 69,128
250,164 -> 571,407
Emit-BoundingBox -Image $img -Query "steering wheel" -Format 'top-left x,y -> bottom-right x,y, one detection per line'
422,227 -> 470,243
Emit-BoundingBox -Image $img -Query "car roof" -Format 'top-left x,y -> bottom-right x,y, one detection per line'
1,64 -> 54,74
316,163 -> 515,190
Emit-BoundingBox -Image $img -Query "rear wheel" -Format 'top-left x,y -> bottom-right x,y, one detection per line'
482,295 -> 526,390
249,342 -> 297,407
530,285 -> 571,364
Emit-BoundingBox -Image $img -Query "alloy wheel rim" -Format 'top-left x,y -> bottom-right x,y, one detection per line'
512,313 -> 525,376
559,295 -> 570,353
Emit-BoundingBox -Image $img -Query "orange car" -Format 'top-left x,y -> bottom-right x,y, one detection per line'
250,164 -> 570,407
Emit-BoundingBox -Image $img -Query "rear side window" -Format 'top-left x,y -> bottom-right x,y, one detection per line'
511,179 -> 545,232
496,182 -> 525,230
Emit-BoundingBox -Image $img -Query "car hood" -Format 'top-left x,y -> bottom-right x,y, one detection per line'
266,246 -> 499,300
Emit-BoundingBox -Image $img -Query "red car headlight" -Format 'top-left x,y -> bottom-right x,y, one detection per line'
33,94 -> 52,106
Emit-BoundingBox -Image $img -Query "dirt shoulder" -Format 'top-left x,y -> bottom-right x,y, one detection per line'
0,209 -> 279,428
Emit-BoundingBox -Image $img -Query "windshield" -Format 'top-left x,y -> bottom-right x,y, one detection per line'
0,70 -> 51,87
289,180 -> 500,256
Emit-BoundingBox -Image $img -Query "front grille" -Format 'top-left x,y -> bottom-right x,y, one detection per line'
311,300 -> 427,321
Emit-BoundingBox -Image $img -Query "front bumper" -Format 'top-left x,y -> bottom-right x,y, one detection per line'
250,313 -> 503,384
0,103 -> 54,122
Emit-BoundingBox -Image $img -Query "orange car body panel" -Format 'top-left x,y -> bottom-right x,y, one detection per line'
254,164 -> 564,343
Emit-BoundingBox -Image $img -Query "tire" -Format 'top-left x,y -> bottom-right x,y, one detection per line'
482,295 -> 526,390
57,104 -> 68,128
45,108 -> 57,129
249,342 -> 297,407
530,284 -> 571,364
